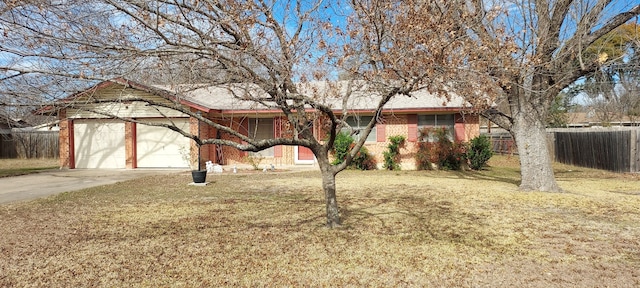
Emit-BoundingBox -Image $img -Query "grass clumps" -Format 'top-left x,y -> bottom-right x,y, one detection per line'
1,156 -> 640,286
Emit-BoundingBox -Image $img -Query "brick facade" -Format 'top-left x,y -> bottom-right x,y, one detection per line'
55,78 -> 480,170
125,122 -> 136,169
58,110 -> 73,169
201,112 -> 479,170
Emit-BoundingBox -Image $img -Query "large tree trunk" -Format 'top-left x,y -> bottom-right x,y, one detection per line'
317,155 -> 341,228
512,114 -> 561,192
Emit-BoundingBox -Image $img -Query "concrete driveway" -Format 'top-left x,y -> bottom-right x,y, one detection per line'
0,169 -> 182,204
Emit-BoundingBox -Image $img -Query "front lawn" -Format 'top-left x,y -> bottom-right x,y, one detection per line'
1,156 -> 639,286
0,158 -> 58,177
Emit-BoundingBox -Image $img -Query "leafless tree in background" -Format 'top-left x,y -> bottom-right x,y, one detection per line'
582,23 -> 640,125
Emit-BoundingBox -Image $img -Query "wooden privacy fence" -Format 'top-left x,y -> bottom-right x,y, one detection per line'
485,128 -> 640,173
548,128 -> 639,173
0,131 -> 59,159
486,133 -> 517,155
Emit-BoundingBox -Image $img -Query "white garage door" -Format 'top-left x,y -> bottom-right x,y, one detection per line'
74,119 -> 126,169
136,119 -> 191,168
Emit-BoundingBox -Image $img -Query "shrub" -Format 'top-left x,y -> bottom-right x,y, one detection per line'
383,135 -> 405,170
351,144 -> 377,170
415,141 -> 434,170
331,132 -> 353,166
244,153 -> 265,170
467,135 -> 493,170
415,127 -> 467,171
441,141 -> 467,170
331,131 -> 377,170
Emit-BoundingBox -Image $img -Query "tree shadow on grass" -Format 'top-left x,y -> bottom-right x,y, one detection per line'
446,169 -> 522,187
340,194 -> 499,249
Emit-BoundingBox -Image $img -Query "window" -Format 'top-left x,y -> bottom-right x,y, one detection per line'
343,115 -> 376,142
247,118 -> 274,156
417,114 -> 454,141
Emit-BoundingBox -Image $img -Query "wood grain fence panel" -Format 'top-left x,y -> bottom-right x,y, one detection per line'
0,131 -> 59,159
554,130 -> 632,172
486,128 -> 640,173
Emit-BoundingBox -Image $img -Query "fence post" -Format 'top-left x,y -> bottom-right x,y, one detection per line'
632,129 -> 639,173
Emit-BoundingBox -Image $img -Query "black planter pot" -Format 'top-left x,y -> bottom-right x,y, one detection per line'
191,170 -> 207,183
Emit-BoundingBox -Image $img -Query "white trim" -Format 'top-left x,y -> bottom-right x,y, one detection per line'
294,146 -> 316,165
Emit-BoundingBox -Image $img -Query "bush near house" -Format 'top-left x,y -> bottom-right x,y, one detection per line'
415,127 -> 467,171
244,153 -> 265,170
467,135 -> 493,170
331,132 -> 352,166
383,135 -> 405,170
351,145 -> 377,170
331,132 -> 377,170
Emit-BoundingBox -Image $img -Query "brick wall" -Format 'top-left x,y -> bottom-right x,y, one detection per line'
58,109 -> 73,169
200,112 -> 479,170
363,114 -> 417,169
125,122 -> 136,169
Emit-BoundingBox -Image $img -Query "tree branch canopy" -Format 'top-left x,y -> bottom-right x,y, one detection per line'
5,0 -> 634,220
462,0 -> 640,191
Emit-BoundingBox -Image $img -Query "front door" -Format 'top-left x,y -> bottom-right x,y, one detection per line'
295,146 -> 315,164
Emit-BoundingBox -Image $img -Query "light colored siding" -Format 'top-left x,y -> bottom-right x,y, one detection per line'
67,86 -> 188,119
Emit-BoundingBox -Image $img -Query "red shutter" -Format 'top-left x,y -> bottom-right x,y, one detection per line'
274,117 -> 282,157
407,114 -> 418,142
376,123 -> 386,142
454,113 -> 465,141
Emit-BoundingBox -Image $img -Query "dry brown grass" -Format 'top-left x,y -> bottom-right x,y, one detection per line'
0,158 -> 58,177
1,156 -> 639,287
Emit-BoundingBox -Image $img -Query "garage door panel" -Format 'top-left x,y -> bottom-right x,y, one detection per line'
137,119 -> 190,168
74,120 -> 126,169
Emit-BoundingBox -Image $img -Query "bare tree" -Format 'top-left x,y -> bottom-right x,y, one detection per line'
619,72 -> 640,125
581,23 -> 640,125
583,71 -> 623,125
465,0 -> 640,191
1,0 -> 487,227
588,68 -> 640,126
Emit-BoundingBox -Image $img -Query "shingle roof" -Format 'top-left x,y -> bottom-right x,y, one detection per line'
158,81 -> 467,112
